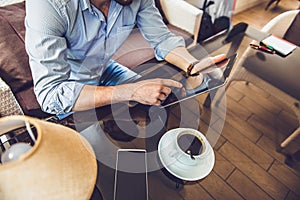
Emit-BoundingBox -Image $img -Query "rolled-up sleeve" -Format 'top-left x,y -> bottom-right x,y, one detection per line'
25,0 -> 84,114
137,0 -> 185,60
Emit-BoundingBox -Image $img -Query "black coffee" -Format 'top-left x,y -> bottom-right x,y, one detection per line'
177,133 -> 203,156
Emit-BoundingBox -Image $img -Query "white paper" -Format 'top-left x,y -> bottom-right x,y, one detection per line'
261,35 -> 297,56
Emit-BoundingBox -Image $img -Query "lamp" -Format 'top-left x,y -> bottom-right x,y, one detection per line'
0,115 -> 97,199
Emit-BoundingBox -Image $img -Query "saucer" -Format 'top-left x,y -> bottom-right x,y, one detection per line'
158,128 -> 215,181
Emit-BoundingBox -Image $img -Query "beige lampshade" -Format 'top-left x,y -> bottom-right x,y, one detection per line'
0,115 -> 97,200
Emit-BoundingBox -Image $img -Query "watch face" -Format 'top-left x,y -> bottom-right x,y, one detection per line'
115,0 -> 133,6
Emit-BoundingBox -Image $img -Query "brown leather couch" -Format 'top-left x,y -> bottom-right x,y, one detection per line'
0,1 -> 202,119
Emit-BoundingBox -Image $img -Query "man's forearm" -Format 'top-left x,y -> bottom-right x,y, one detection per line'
164,46 -> 199,73
72,78 -> 183,111
73,85 -> 118,111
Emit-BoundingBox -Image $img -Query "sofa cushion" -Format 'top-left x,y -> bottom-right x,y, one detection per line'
0,2 -> 29,92
113,1 -> 193,69
0,2 -> 49,118
113,25 -> 193,69
113,28 -> 155,69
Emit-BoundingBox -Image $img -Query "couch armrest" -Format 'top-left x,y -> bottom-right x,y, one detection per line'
160,0 -> 203,48
0,78 -> 24,117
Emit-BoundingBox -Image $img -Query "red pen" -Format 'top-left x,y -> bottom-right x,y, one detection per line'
250,43 -> 276,54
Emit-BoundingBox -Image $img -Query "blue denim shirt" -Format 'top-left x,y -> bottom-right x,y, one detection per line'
25,0 -> 185,115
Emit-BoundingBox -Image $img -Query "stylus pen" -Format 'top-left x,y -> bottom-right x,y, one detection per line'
250,43 -> 276,54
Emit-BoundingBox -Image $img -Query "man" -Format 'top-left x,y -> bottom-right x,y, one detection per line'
25,0 -> 225,117
25,1 -> 227,197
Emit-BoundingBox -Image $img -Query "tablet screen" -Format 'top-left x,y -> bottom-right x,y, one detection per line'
160,53 -> 237,108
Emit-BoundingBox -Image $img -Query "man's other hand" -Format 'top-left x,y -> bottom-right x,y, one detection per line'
190,54 -> 227,75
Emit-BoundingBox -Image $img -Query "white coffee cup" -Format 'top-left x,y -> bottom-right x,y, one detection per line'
169,130 -> 206,166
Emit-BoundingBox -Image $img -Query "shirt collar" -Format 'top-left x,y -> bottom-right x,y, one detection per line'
81,0 -> 93,12
80,0 -> 124,30
106,1 -> 123,34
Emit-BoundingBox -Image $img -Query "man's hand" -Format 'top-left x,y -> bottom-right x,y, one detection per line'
126,78 -> 183,106
190,54 -> 227,75
164,46 -> 227,77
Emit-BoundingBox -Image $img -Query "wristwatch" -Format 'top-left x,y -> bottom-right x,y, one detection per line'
186,60 -> 200,77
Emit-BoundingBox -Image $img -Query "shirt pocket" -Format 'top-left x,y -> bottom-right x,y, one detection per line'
117,23 -> 136,34
110,23 -> 136,50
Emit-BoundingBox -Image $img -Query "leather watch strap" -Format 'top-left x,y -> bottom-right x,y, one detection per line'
186,60 -> 200,77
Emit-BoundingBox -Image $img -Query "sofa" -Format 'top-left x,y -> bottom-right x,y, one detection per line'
0,0 -> 203,120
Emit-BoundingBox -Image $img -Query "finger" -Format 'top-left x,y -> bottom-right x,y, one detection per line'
192,57 -> 214,74
216,57 -> 230,68
192,54 -> 227,74
160,86 -> 172,96
153,99 -> 162,106
157,92 -> 168,101
212,54 -> 227,63
159,79 -> 182,88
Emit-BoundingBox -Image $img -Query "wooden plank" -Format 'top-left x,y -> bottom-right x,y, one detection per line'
277,109 -> 298,129
234,0 -> 265,14
257,135 -> 300,178
219,142 -> 289,199
233,82 -> 282,115
248,115 -> 300,146
226,110 -> 263,143
199,119 -> 227,150
199,171 -> 243,200
276,109 -> 299,135
239,96 -> 279,124
213,151 -> 236,180
232,82 -> 270,99
267,95 -> 295,113
256,135 -> 289,164
285,191 -> 300,200
232,0 -> 300,27
226,96 -> 253,121
268,160 -> 300,196
249,92 -> 282,115
213,119 -> 274,170
226,85 -> 245,102
178,182 -> 214,200
241,96 -> 298,137
227,169 -> 273,200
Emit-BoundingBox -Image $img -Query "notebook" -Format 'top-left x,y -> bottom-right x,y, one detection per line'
261,35 -> 297,56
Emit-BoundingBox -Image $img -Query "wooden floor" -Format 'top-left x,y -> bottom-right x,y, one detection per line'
156,1 -> 300,200
109,1 -> 300,199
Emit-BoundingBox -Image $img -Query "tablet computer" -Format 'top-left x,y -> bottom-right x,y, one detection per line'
160,53 -> 237,108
